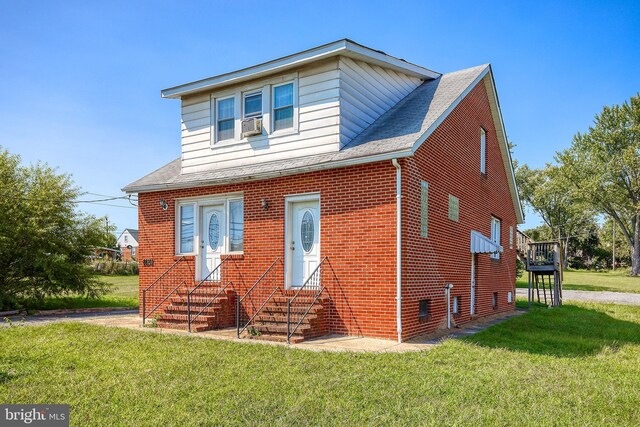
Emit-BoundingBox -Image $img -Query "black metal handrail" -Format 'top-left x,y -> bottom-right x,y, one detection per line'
236,258 -> 283,337
142,256 -> 186,326
287,257 -> 338,344
188,280 -> 234,333
143,280 -> 186,325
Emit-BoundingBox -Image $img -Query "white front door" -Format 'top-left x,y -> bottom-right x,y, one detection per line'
287,199 -> 320,288
201,205 -> 226,281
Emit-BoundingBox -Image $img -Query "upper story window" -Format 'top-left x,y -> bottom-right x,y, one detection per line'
243,92 -> 262,119
124,235 -> 128,243
480,128 -> 487,174
448,194 -> 459,222
217,97 -> 235,141
273,83 -> 294,131
420,181 -> 429,238
490,216 -> 501,259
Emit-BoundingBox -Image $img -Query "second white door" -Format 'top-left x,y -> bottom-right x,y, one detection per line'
287,199 -> 320,288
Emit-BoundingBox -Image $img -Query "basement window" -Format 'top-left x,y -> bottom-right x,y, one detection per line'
419,299 -> 431,322
492,292 -> 498,309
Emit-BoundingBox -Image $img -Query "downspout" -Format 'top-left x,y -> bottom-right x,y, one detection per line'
392,159 -> 402,343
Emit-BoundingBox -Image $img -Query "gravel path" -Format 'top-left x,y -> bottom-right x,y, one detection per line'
516,288 -> 640,306
1,309 -> 138,327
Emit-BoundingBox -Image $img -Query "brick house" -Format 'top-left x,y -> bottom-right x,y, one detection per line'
124,39 -> 523,343
116,228 -> 139,261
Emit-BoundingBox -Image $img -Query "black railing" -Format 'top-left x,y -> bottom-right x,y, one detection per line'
236,258 -> 283,338
186,255 -> 233,333
286,257 -> 337,344
142,256 -> 190,326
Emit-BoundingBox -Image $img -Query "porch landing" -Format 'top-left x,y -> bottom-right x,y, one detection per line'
5,309 -> 524,353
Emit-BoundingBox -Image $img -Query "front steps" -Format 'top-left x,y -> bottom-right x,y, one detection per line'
155,284 -> 235,332
151,286 -> 328,343
248,295 -> 328,343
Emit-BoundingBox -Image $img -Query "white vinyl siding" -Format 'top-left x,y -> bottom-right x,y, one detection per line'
480,128 -> 487,174
491,216 -> 501,259
179,57 -> 423,174
181,60 -> 339,174
338,57 -> 423,147
448,194 -> 459,222
421,181 -> 429,238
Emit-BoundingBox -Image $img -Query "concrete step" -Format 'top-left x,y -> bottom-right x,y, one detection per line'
252,322 -> 311,335
249,333 -> 304,344
156,321 -> 214,332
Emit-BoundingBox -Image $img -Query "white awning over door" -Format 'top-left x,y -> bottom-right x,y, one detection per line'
470,230 -> 503,254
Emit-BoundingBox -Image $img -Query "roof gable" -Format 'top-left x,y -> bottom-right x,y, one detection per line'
161,39 -> 440,99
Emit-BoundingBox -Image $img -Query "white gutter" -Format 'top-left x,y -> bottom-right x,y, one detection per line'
392,159 -> 402,343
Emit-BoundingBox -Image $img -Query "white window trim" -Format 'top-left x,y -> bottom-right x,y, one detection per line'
490,216 -> 501,259
480,128 -> 487,174
242,90 -> 263,119
448,194 -> 459,222
213,95 -> 236,144
175,194 -> 244,256
208,73 -> 299,149
176,202 -> 197,255
420,181 -> 429,238
271,80 -> 298,136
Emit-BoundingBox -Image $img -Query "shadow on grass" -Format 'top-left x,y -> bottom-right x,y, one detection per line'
465,303 -> 640,358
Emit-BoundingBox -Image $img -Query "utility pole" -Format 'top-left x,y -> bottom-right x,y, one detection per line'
612,220 -> 616,271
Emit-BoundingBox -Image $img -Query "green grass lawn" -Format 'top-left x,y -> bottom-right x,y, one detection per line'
517,268 -> 640,294
2,301 -> 640,426
22,275 -> 139,311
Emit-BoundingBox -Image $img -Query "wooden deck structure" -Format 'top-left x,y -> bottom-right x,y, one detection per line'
516,231 -> 563,307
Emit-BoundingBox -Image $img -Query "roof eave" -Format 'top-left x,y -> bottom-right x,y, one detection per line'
122,149 -> 413,194
161,39 -> 440,99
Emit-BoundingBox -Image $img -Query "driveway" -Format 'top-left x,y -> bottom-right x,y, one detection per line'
516,288 -> 640,306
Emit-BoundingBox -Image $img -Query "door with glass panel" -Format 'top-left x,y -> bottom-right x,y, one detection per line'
287,199 -> 320,288
201,205 -> 226,281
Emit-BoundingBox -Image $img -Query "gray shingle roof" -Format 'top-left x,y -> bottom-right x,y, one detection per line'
123,64 -> 489,193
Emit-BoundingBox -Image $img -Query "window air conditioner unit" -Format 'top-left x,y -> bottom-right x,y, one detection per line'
241,117 -> 262,137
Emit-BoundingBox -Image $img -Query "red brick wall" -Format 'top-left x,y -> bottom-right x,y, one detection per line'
400,78 -> 518,339
138,162 -> 398,339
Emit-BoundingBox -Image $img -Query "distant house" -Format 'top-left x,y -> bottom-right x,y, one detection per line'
116,229 -> 139,261
124,39 -> 523,343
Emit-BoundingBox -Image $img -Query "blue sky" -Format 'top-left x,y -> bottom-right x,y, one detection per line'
1,0 -> 639,235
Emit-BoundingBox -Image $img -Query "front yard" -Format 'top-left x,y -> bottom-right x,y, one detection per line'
2,301 -> 639,426
19,275 -> 139,311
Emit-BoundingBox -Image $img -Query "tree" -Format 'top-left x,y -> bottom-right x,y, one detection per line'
516,163 -> 595,269
0,146 -> 108,309
557,94 -> 640,275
